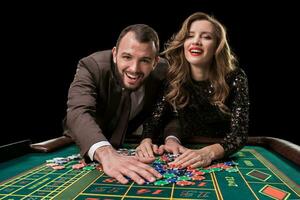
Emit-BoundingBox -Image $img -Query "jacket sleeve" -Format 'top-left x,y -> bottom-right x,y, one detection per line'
64,57 -> 107,157
219,69 -> 250,157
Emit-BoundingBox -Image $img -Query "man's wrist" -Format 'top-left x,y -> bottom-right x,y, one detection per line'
94,145 -> 114,162
88,141 -> 111,161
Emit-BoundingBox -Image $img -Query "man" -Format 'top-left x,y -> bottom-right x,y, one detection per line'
64,24 -> 167,184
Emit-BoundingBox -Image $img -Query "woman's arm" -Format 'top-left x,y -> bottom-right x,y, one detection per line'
219,68 -> 250,157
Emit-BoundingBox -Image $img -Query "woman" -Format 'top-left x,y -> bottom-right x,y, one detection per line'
136,12 -> 249,168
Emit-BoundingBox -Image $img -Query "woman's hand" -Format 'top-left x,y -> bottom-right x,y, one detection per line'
135,138 -> 164,163
169,144 -> 224,168
160,137 -> 187,155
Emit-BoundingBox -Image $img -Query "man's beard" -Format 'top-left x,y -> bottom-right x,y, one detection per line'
121,70 -> 146,91
115,66 -> 145,92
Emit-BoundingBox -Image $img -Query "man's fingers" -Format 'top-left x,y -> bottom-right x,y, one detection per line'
132,155 -> 139,160
127,162 -> 161,183
135,162 -> 162,180
117,161 -> 149,185
102,152 -> 160,185
114,173 -> 129,184
123,170 -> 145,185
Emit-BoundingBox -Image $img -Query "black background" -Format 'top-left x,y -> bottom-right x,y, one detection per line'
2,1 -> 299,145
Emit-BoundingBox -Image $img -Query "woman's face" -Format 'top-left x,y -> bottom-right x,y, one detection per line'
184,20 -> 217,69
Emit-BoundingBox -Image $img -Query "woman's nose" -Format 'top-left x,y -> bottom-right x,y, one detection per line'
192,37 -> 201,45
191,34 -> 202,45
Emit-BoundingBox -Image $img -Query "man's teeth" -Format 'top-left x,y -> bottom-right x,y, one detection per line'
191,49 -> 203,53
125,72 -> 139,79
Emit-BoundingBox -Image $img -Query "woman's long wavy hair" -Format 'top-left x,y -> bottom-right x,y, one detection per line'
163,12 -> 237,112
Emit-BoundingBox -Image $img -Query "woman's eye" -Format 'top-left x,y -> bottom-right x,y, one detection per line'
202,34 -> 212,39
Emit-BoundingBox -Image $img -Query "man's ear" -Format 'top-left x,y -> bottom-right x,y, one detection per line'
112,47 -> 117,63
153,56 -> 160,69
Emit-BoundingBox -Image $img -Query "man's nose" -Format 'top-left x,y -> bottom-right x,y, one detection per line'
129,60 -> 140,72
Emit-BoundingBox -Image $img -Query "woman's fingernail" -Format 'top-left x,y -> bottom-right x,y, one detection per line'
149,177 -> 156,182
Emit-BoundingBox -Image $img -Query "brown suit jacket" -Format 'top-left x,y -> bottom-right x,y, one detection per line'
63,50 -> 168,156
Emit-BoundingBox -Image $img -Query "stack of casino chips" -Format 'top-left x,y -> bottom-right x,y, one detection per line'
45,154 -> 99,171
150,153 -> 238,186
117,148 -> 136,156
46,155 -> 77,170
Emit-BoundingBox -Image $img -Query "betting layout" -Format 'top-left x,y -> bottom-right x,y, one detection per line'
0,147 -> 299,199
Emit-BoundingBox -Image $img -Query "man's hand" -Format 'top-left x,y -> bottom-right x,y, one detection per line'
94,145 -> 162,185
169,144 -> 225,168
135,138 -> 164,163
160,137 -> 186,155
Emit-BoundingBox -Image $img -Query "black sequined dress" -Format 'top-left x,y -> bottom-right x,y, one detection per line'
143,68 -> 250,157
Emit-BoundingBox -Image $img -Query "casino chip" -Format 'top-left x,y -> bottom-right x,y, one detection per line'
176,180 -> 195,186
154,180 -> 170,186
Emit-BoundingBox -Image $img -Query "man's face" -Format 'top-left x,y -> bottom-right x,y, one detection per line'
112,32 -> 158,90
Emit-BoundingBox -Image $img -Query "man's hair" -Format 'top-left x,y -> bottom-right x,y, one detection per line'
116,24 -> 160,55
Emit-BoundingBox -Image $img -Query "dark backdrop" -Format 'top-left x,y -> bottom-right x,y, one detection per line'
2,1 -> 299,145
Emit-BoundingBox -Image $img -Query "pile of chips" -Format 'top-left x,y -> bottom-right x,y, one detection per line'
46,154 -> 99,171
150,153 -> 238,186
45,149 -> 238,186
117,148 -> 136,156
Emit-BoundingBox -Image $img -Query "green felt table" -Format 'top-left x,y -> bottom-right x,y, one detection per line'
0,138 -> 299,200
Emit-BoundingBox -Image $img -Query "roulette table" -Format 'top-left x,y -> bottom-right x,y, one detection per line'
0,136 -> 299,200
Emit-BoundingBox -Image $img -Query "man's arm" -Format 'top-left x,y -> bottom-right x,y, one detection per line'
65,57 -> 107,157
65,56 -> 163,184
